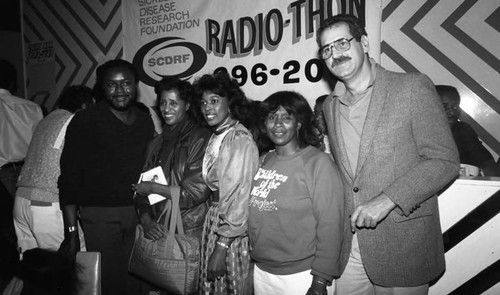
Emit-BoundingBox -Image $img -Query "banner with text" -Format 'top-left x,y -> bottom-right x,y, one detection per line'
123,0 -> 374,107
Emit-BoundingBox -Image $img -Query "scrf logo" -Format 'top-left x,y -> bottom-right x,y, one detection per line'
132,37 -> 207,86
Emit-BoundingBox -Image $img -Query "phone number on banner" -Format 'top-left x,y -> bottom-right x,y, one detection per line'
215,58 -> 324,87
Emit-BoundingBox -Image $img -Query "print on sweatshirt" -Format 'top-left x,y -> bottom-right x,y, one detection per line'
250,168 -> 289,211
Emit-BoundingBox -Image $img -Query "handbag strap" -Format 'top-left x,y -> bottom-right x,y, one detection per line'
157,200 -> 171,224
168,186 -> 183,235
155,187 -> 182,233
156,186 -> 182,235
162,186 -> 183,255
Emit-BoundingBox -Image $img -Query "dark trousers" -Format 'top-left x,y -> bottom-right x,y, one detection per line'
0,163 -> 21,247
79,205 -> 141,295
0,162 -> 23,199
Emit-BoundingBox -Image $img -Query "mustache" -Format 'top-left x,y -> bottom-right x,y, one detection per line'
111,94 -> 134,99
332,56 -> 351,65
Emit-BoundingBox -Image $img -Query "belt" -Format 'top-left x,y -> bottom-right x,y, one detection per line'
30,200 -> 53,207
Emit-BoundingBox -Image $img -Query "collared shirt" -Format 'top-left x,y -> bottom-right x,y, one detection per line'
334,60 -> 377,176
0,89 -> 43,167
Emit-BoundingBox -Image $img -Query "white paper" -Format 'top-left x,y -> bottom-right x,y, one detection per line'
138,166 -> 167,205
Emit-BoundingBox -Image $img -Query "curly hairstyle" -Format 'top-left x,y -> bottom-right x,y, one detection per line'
259,91 -> 320,149
0,58 -> 17,91
193,69 -> 252,126
316,14 -> 367,45
95,59 -> 138,85
58,85 -> 94,113
154,76 -> 203,125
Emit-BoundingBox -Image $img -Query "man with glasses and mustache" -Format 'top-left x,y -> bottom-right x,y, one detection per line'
58,59 -> 154,295
317,14 -> 459,295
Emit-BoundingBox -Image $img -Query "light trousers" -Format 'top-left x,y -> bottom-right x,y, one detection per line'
254,264 -> 334,295
13,196 -> 86,252
335,234 -> 428,295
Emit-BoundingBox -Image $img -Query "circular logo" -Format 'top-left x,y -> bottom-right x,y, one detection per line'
132,37 -> 207,86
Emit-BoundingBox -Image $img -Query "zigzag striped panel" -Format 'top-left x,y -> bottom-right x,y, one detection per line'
433,179 -> 500,295
381,0 -> 500,159
22,0 -> 123,111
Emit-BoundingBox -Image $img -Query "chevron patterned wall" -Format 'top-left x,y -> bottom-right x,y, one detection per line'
22,0 -> 123,112
381,1 -> 500,294
22,0 -> 500,155
381,0 -> 500,159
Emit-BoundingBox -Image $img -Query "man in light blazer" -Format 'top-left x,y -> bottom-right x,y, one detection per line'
317,14 -> 459,295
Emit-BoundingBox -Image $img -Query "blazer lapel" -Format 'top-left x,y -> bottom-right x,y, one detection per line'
325,94 -> 354,181
355,68 -> 388,177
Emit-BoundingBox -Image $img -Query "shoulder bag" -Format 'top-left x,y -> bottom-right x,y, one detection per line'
128,186 -> 200,294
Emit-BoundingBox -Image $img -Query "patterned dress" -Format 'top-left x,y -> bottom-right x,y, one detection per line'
199,117 -> 259,295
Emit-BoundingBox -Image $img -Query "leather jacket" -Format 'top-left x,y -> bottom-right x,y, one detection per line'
135,118 -> 212,238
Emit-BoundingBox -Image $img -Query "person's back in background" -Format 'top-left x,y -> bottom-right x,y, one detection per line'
0,59 -> 43,198
13,85 -> 95,254
0,59 -> 43,261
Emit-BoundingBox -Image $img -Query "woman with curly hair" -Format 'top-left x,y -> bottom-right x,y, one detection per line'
193,71 -> 259,295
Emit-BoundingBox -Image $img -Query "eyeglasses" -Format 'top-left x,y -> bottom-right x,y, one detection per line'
320,37 -> 355,59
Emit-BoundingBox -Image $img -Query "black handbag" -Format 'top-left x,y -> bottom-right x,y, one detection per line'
129,186 -> 200,294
